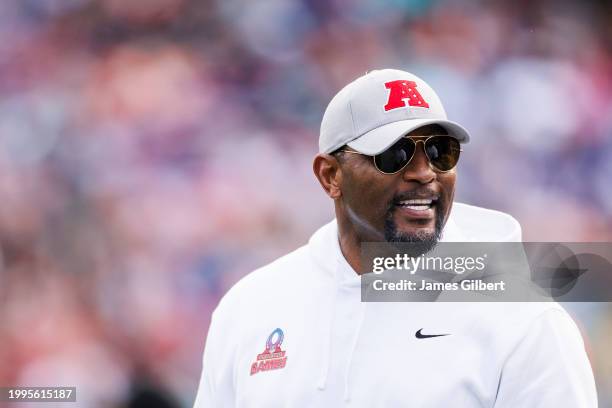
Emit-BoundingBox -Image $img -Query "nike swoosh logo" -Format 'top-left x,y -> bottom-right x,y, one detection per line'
415,328 -> 450,339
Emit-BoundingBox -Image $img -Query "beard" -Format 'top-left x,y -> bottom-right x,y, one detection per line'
383,200 -> 445,256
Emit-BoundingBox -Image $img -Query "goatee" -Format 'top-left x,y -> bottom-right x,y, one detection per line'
383,203 -> 445,256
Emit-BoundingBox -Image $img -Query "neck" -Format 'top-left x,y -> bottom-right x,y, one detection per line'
338,225 -> 363,275
336,212 -> 384,275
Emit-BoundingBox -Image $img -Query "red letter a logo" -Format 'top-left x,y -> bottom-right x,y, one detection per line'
384,80 -> 430,111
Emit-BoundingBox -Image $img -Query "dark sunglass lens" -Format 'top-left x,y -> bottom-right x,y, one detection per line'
374,139 -> 415,173
425,137 -> 460,171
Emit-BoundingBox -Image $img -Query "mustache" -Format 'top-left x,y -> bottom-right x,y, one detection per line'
391,188 -> 440,204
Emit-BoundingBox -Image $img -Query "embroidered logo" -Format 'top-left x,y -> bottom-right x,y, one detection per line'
250,328 -> 288,375
384,80 -> 430,111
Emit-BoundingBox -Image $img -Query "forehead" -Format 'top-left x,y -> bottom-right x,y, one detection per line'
406,124 -> 449,137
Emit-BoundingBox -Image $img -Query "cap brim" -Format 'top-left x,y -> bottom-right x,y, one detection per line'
347,119 -> 470,156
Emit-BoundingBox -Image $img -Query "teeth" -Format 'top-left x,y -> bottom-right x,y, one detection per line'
403,205 -> 429,211
398,198 -> 435,211
399,199 -> 433,205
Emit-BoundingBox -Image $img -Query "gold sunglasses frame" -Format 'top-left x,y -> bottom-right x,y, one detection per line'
337,135 -> 463,175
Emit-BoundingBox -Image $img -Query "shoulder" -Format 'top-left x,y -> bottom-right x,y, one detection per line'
480,301 -> 571,329
213,245 -> 313,317
209,220 -> 338,331
448,202 -> 522,241
469,302 -> 583,356
491,303 -> 596,405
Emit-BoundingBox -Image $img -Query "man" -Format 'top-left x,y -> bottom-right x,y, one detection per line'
194,69 -> 597,407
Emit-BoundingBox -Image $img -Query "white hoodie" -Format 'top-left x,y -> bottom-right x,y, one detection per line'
194,203 -> 597,407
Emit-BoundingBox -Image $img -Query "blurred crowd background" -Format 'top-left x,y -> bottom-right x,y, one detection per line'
0,0 -> 611,406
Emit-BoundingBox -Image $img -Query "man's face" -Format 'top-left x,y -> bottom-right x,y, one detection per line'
337,125 -> 456,246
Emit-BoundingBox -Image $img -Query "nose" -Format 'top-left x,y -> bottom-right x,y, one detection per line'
401,140 -> 436,184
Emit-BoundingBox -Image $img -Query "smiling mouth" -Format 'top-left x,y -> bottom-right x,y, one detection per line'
384,193 -> 444,244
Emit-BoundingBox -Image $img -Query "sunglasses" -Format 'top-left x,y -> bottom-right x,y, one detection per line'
339,135 -> 462,174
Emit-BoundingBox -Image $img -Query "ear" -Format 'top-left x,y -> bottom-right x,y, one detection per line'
313,154 -> 343,199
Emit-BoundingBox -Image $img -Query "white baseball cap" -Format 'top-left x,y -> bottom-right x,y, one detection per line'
319,69 -> 470,155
